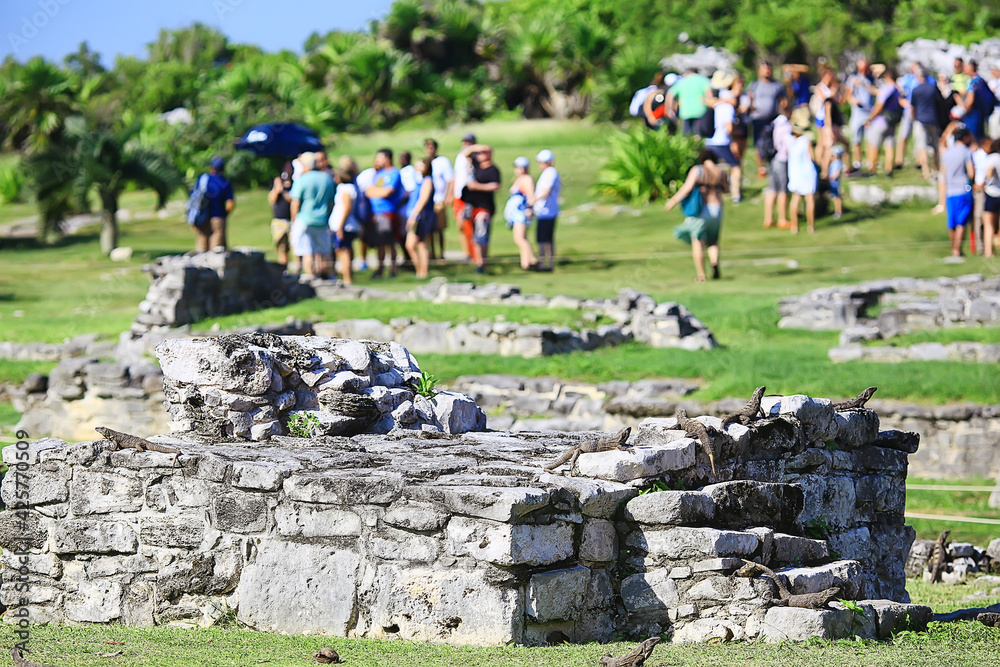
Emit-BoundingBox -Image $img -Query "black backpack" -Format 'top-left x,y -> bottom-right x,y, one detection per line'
352,180 -> 373,225
758,122 -> 778,162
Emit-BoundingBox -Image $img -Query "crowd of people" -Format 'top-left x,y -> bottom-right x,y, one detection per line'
207,135 -> 565,284
634,55 -> 1000,278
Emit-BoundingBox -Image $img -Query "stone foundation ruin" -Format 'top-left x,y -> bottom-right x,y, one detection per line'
0,335 -> 931,645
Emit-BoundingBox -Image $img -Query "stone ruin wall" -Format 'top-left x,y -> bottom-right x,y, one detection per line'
0,335 -> 931,645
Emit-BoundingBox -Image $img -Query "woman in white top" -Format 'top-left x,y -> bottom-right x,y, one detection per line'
404,159 -> 435,279
982,141 -> 1000,257
532,149 -> 561,272
508,156 -> 538,270
787,120 -> 819,234
329,157 -> 361,285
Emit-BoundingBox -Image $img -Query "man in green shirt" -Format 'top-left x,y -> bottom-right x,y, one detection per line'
666,67 -> 712,136
290,152 -> 336,279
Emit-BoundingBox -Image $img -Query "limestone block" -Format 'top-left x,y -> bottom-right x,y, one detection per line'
760,606 -> 856,642
406,485 -> 550,522
701,481 -> 804,530
145,476 -> 219,510
231,461 -> 286,491
66,580 -> 123,623
52,520 -> 138,554
791,475 -> 857,528
620,570 -> 679,612
685,576 -> 734,602
382,501 -> 449,532
140,515 -> 205,548
574,439 -> 695,482
2,438 -> 68,466
527,566 -> 591,622
446,517 -> 574,566
0,509 -> 49,551
388,341 -> 420,373
772,533 -> 829,565
624,491 -> 715,526
673,618 -> 745,643
1,552 -> 62,578
237,540 -> 360,634
432,392 -> 487,434
855,475 -> 905,514
1,461 -> 71,509
156,553 -> 215,601
761,395 -> 837,443
537,474 -> 637,518
284,472 -> 404,505
83,554 -> 157,578
779,560 -> 864,599
212,494 -> 269,534
69,472 -> 143,515
399,321 -> 452,355
747,527 -> 774,565
156,339 -> 273,395
356,563 -> 524,645
627,527 -> 759,559
690,558 -> 745,573
987,538 -> 1000,562
579,519 -> 617,562
855,600 -> 932,638
250,420 -> 283,440
834,410 -> 880,448
585,569 -> 615,609
369,527 -> 441,562
333,340 -> 371,372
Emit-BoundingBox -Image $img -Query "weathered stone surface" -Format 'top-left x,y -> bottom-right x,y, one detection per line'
527,566 -> 590,622
579,519 -> 617,563
52,520 -> 138,554
856,600 -> 932,638
772,533 -> 829,565
673,617 -> 746,643
140,515 -> 205,548
66,580 -> 123,623
284,473 -> 404,505
760,606 -> 855,642
69,472 -> 143,515
575,439 -> 695,482
231,461 -> 286,491
212,494 -> 269,534
275,503 -> 362,538
432,392 -> 487,434
382,501 -> 449,532
624,491 -> 715,526
407,485 -> 549,522
621,570 -> 679,612
701,481 -> 803,530
761,395 -> 838,443
780,560 -> 864,599
446,517 -> 574,566
237,541 -> 360,634
538,474 -> 637,518
627,527 -> 759,559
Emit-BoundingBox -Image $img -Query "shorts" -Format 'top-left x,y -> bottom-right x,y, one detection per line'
897,113 -> 913,140
434,202 -> 448,231
411,210 -> 436,240
367,212 -> 397,247
271,218 -> 290,246
865,121 -> 896,149
707,144 -> 740,167
674,203 -> 722,247
681,118 -> 701,136
946,193 -> 973,230
751,118 -> 770,146
333,230 -> 357,251
769,160 -> 788,193
290,219 -> 308,256
536,217 -> 557,245
299,224 -> 332,256
985,194 -> 1000,216
828,180 -> 841,198
913,122 -> 940,154
471,208 -> 492,246
849,110 -> 868,145
452,198 -> 468,222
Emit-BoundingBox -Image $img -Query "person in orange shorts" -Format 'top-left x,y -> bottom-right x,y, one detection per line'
452,133 -> 476,260
459,143 -> 501,273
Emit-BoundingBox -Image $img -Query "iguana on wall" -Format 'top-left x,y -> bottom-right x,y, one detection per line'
928,530 -> 951,583
735,560 -> 842,609
831,386 -> 877,411
675,408 -> 719,478
597,636 -> 661,667
96,426 -> 182,467
721,386 -> 766,429
544,427 -> 631,474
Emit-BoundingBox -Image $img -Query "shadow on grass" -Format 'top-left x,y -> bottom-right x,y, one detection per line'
0,230 -> 102,252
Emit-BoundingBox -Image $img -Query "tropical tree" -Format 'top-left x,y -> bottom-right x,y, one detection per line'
27,117 -> 183,253
0,57 -> 75,152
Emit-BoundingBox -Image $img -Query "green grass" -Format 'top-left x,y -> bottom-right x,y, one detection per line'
906,477 -> 1000,544
0,401 -> 21,428
2,119 -> 1000,406
0,360 -> 56,385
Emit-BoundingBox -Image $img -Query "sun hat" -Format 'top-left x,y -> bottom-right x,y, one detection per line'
536,149 -> 555,163
791,106 -> 812,133
462,133 -> 476,143
514,156 -> 530,169
210,157 -> 226,170
710,70 -> 736,89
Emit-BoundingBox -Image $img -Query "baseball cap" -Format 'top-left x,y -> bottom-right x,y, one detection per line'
462,133 -> 476,143
664,73 -> 680,87
210,157 -> 226,170
536,149 -> 555,163
514,156 -> 530,169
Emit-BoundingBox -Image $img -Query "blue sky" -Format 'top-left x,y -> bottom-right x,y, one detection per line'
1,0 -> 396,64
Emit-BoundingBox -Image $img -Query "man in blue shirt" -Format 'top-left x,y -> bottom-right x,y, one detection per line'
910,67 -> 944,180
895,63 -> 922,170
365,148 -> 403,278
194,157 -> 235,252
963,59 -> 993,141
289,152 -> 335,279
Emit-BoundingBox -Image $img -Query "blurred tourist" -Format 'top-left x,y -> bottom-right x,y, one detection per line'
665,149 -> 728,282
864,65 -> 902,177
910,67 -> 944,179
506,156 -> 538,270
763,114 -> 792,229
748,61 -> 787,178
453,133 -> 476,261
941,126 -> 975,256
425,139 -> 453,261
267,162 -> 293,269
289,152 -> 335,279
982,140 -> 1000,257
666,66 -> 712,136
787,113 -> 818,234
532,149 -> 561,271
461,144 -> 501,273
329,157 -> 362,285
845,59 -> 877,173
404,158 -> 435,279
193,156 -> 234,252
365,148 -> 404,278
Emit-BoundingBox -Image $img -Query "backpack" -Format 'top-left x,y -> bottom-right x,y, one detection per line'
883,88 -> 903,126
352,179 -> 373,226
629,86 -> 652,117
973,77 -> 998,113
758,122 -> 778,162
185,174 -> 211,227
680,167 -> 704,217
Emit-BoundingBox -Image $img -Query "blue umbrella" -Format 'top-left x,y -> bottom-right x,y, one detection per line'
235,122 -> 324,157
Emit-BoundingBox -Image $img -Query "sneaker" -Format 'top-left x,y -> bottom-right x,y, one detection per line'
711,265 -> 720,280
475,265 -> 485,274
833,212 -> 842,220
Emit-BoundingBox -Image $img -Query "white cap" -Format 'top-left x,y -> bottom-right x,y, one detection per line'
664,73 -> 680,87
514,156 -> 530,169
536,149 -> 555,163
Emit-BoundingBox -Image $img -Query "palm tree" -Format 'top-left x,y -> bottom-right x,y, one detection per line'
0,57 -> 75,152
27,116 -> 183,253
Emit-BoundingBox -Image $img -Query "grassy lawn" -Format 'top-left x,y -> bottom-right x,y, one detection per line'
1,585 -> 998,667
4,119 -> 994,400
906,477 -> 1000,544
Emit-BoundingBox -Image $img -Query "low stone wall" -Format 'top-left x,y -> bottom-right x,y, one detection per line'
132,250 -> 315,335
848,184 -> 938,207
830,341 -> 1000,364
452,375 -> 1000,481
0,381 -> 928,644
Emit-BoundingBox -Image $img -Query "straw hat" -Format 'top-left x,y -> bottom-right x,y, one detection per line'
871,63 -> 886,77
791,107 -> 812,133
710,69 -> 736,89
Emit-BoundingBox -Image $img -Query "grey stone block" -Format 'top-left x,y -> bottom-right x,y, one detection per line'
446,517 -> 574,566
624,491 -> 715,526
527,566 -> 590,622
